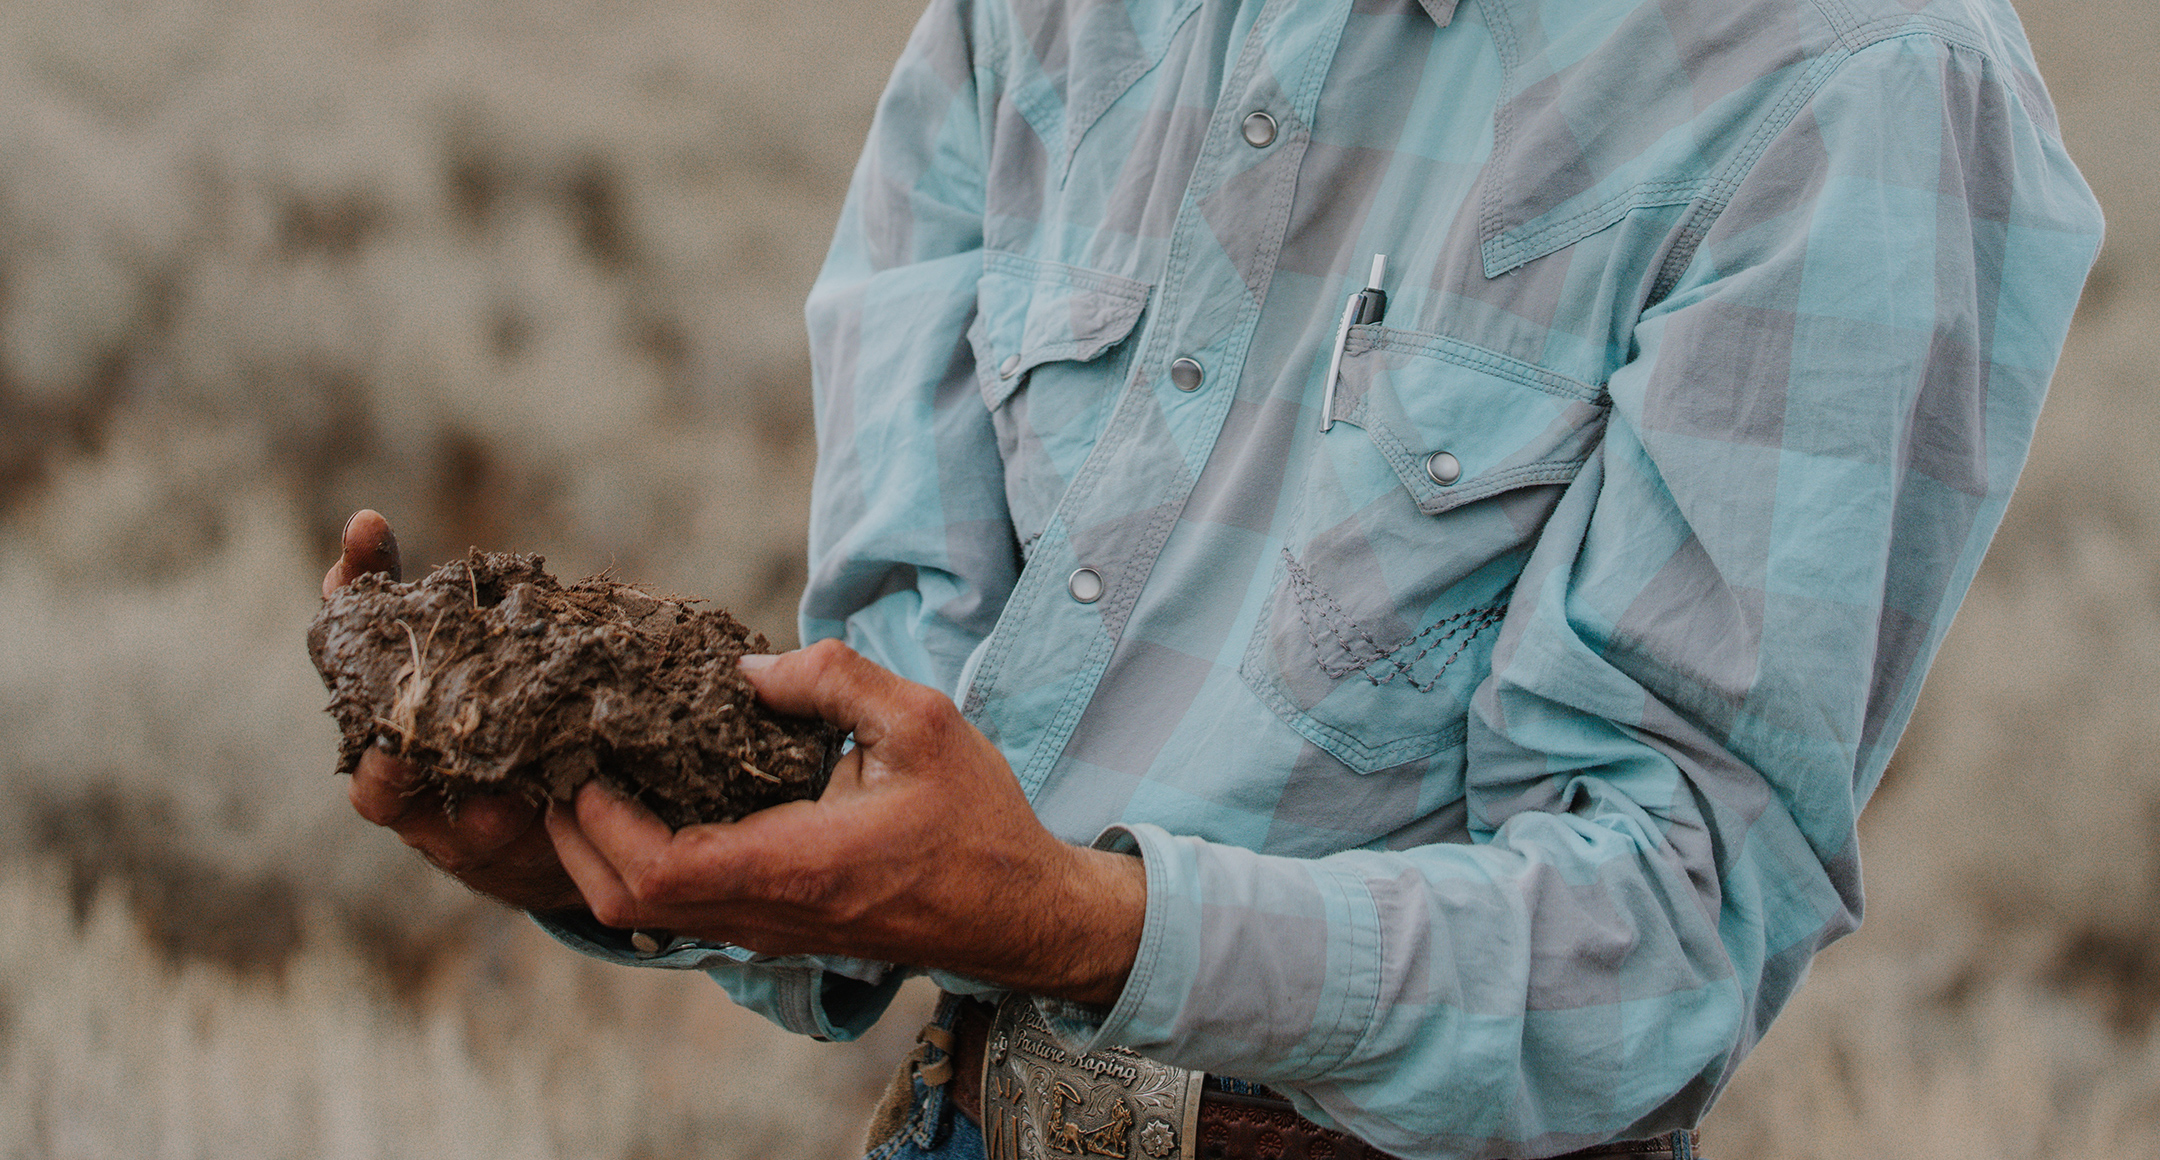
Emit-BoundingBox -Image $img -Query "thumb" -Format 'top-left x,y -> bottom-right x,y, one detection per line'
322,509 -> 404,598
735,640 -> 924,745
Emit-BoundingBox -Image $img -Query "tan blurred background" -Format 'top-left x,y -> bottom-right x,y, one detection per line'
0,1 -> 2151,1156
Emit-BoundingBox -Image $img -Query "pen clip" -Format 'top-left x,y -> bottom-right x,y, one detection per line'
1320,296 -> 1359,434
1320,254 -> 1387,434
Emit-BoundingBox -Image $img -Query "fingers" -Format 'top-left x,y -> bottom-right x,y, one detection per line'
549,780 -> 835,936
545,794 -> 622,921
547,783 -> 665,928
349,746 -> 425,827
736,640 -> 944,749
448,792 -> 546,855
350,747 -> 535,870
322,509 -> 403,598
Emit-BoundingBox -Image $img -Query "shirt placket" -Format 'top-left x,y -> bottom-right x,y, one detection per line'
963,0 -> 1355,807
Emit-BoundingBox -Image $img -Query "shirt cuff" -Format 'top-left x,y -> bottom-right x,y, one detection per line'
530,909 -> 901,1041
1073,824 -> 1383,1081
705,958 -> 908,1042
1074,822 -> 1198,1055
532,908 -> 758,970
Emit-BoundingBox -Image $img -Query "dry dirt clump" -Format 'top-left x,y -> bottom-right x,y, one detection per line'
307,550 -> 838,828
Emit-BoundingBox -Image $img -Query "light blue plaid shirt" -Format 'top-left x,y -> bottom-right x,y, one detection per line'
547,0 -> 2099,1153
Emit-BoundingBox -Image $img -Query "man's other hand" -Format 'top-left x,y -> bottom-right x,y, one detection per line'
545,640 -> 1147,1007
325,510 -> 584,914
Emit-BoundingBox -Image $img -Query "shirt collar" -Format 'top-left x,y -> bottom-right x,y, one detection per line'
1417,0 -> 1460,27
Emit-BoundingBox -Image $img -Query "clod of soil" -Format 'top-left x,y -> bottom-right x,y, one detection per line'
307,550 -> 838,828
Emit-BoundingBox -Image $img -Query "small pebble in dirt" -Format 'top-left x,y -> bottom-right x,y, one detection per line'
307,549 -> 838,828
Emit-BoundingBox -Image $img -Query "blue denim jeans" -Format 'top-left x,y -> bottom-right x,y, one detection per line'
864,993 -> 985,1160
863,1071 -> 985,1160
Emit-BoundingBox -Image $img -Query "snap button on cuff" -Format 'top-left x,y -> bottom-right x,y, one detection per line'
1241,111 -> 1278,148
1068,567 -> 1105,604
630,930 -> 667,956
1169,357 -> 1205,392
1424,451 -> 1462,486
998,354 -> 1022,379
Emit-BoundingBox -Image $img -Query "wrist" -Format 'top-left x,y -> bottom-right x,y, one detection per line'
1036,843 -> 1147,1007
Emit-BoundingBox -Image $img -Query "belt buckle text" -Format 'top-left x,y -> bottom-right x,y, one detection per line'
981,995 -> 1203,1160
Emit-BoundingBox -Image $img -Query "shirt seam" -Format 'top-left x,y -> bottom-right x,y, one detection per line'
1055,0 -> 1207,185
1482,7 -> 2001,281
1660,26 -> 2017,305
1346,325 -> 1605,403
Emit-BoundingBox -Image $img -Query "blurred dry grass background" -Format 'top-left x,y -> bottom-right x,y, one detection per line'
0,0 -> 2151,1157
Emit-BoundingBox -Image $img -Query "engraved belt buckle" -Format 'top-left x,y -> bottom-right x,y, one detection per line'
981,994 -> 1203,1160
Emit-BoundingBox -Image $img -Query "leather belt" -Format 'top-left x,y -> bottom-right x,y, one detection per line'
932,996 -> 1701,1160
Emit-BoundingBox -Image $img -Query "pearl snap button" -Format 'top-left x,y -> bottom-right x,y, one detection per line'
1068,567 -> 1105,604
1424,451 -> 1462,486
1169,357 -> 1204,392
998,354 -> 1022,379
1241,111 -> 1278,148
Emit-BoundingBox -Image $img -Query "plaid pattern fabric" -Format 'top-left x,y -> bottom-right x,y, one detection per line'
548,0 -> 2101,1155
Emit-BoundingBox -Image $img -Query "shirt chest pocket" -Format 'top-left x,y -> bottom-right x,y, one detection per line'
1240,327 -> 1609,775
966,252 -> 1152,553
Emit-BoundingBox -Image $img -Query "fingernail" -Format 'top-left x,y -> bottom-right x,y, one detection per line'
342,511 -> 361,541
735,653 -> 776,674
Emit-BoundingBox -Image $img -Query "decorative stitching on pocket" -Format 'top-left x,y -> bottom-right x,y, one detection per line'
1283,549 -> 1507,693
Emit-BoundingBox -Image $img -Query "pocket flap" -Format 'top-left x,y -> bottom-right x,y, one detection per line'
970,252 -> 1151,410
1330,327 -> 1609,515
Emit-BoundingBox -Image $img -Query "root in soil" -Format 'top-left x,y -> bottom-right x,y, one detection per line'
307,550 -> 837,828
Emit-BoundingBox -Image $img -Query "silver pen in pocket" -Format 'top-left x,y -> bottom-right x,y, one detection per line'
1320,253 -> 1388,433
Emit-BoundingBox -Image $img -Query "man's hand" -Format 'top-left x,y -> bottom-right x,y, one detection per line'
544,640 -> 1147,1006
325,510 -> 583,913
